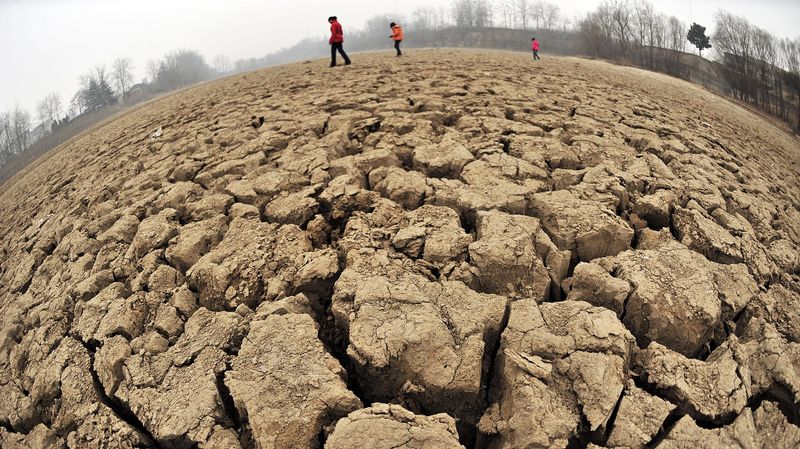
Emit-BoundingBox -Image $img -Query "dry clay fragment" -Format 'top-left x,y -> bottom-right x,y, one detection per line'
112,308 -> 246,448
325,403 -> 465,449
635,341 -> 749,423
605,381 -> 676,449
391,204 -> 472,268
478,300 -> 635,449
469,210 -> 569,300
333,249 -> 508,426
26,337 -> 148,449
189,217 -> 333,310
597,240 -> 758,357
165,215 -> 228,273
657,401 -> 800,449
370,166 -> 428,210
0,424 -> 64,449
563,262 -> 631,316
738,317 -> 800,406
226,313 -> 362,449
529,189 -> 633,262
413,135 -> 474,178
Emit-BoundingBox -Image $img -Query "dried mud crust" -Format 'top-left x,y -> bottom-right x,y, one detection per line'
1,49 -> 799,448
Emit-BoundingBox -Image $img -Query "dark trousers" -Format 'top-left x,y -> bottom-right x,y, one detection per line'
394,40 -> 402,56
533,50 -> 540,60
331,42 -> 351,66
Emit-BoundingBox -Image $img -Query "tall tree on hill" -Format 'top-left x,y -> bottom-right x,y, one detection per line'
687,23 -> 712,57
0,112 -> 12,165
213,54 -> 231,74
779,38 -> 800,129
36,99 -> 51,132
155,50 -> 213,91
46,93 -> 63,123
514,0 -> 531,30
112,58 -> 135,99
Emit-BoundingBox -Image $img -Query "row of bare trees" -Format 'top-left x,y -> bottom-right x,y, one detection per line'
578,0 -> 688,75
2,49 -> 224,171
574,1 -> 800,130
0,107 -> 32,166
412,0 -> 566,32
714,11 -> 800,127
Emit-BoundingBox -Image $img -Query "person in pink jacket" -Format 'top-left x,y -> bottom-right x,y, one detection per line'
532,37 -> 541,60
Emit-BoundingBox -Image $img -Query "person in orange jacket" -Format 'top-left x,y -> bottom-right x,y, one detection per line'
390,22 -> 404,57
328,16 -> 351,67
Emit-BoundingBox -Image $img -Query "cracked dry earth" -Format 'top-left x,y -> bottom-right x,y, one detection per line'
1,49 -> 800,449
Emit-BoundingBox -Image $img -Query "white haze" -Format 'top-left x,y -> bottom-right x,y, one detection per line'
1,0 -> 798,115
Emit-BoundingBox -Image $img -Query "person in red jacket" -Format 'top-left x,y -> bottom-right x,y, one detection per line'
328,16 -> 351,67
532,37 -> 541,60
389,22 -> 404,57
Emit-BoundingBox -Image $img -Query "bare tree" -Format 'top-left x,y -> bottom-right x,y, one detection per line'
46,93 -> 63,122
213,54 -> 231,74
496,0 -> 515,28
11,105 -> 31,154
531,1 -> 544,29
146,59 -> 160,84
0,112 -> 12,165
542,3 -> 560,30
112,58 -> 135,99
514,0 -> 531,30
36,99 -> 51,131
714,11 -> 753,101
779,38 -> 800,128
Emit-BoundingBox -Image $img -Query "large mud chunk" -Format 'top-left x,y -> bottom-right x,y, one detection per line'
0,424 -> 64,449
601,241 -> 758,357
478,300 -> 635,448
605,381 -> 676,449
319,174 -> 381,222
460,154 -> 547,205
72,283 -> 148,343
425,178 -> 528,226
635,341 -> 749,423
413,136 -> 474,178
165,215 -> 228,273
658,401 -> 800,448
673,207 -> 744,263
188,218 -> 322,310
469,211 -> 568,300
369,166 -> 428,210
112,308 -> 246,448
743,283 -> 800,343
529,190 -> 633,261
125,208 -> 179,259
333,249 -> 508,425
391,205 -> 472,268
563,262 -> 631,316
264,186 -> 320,226
738,317 -> 800,406
226,313 -> 361,449
325,404 -> 465,449
25,338 -> 148,448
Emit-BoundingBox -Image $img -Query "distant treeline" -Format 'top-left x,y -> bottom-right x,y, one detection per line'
1,49 -> 221,174
233,0 -> 800,132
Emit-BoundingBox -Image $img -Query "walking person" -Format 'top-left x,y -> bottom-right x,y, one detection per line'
532,37 -> 541,60
328,16 -> 351,67
390,22 -> 404,57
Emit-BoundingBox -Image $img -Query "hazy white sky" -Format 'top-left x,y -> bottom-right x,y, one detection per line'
1,0 -> 798,117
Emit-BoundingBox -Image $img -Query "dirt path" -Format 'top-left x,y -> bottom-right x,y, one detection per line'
1,49 -> 799,449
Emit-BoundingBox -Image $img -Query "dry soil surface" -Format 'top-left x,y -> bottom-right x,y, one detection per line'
1,49 -> 800,449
